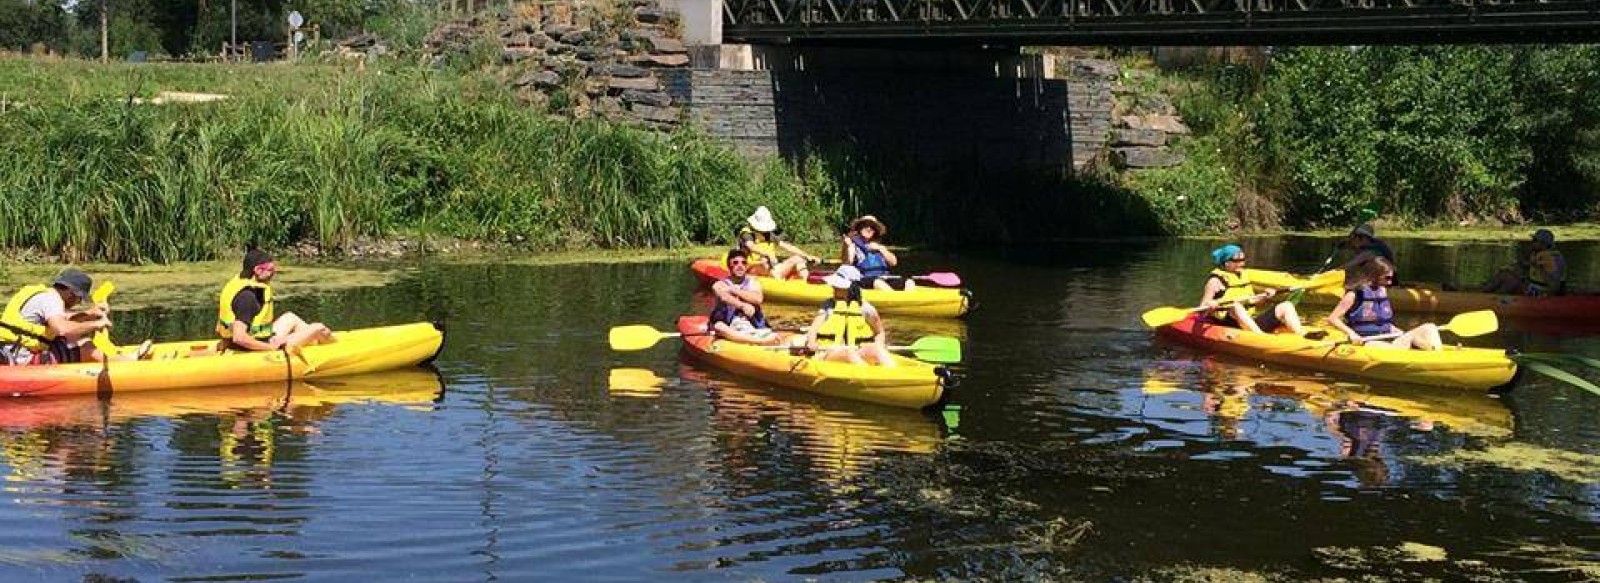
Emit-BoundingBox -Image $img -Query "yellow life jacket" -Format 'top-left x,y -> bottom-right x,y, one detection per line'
0,285 -> 56,351
1207,268 -> 1257,321
733,225 -> 778,264
216,277 -> 275,339
1527,248 -> 1566,292
814,300 -> 876,348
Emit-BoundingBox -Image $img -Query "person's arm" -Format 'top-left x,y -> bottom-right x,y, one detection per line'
800,309 -> 825,350
712,281 -> 757,317
231,321 -> 280,351
1199,278 -> 1225,310
867,306 -> 887,345
841,237 -> 856,264
732,280 -> 764,305
872,243 -> 899,268
43,312 -> 107,340
1325,291 -> 1362,344
779,240 -> 820,263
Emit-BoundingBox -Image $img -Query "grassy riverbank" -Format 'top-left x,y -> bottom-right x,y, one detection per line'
0,56 -> 849,263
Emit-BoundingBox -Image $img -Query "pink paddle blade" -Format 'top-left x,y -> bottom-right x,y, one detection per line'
914,272 -> 962,287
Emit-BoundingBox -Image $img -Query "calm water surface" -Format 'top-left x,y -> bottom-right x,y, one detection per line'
3,236 -> 1599,581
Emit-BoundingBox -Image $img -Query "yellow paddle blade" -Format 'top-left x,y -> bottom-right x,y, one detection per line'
89,281 -> 118,357
1140,306 -> 1196,328
609,324 -> 667,351
90,281 -> 116,304
1443,310 -> 1499,338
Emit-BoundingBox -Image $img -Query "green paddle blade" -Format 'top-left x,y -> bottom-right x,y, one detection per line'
904,336 -> 961,364
1514,358 -> 1600,397
1443,310 -> 1499,338
1140,306 -> 1195,329
609,325 -> 667,351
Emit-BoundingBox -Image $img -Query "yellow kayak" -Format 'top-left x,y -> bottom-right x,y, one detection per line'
677,316 -> 947,409
1246,268 -> 1600,320
690,259 -> 971,318
1156,313 -> 1517,390
0,322 -> 445,397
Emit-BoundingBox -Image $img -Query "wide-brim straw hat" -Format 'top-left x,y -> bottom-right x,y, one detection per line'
849,215 -> 887,237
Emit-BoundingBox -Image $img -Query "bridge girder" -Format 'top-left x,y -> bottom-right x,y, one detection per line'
722,0 -> 1600,45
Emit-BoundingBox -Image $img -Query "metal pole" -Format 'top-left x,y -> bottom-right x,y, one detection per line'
231,0 -> 237,62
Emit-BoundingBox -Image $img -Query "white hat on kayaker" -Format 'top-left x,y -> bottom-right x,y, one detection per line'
824,265 -> 862,289
747,206 -> 778,233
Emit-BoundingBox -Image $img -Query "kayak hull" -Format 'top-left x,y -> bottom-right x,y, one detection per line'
676,316 -> 946,409
1156,314 -> 1517,391
0,322 -> 445,397
690,259 -> 970,318
1246,268 -> 1600,320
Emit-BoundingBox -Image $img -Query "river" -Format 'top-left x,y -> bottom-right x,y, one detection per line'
1,235 -> 1597,581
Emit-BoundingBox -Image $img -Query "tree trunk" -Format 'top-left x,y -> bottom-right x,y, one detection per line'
99,0 -> 109,63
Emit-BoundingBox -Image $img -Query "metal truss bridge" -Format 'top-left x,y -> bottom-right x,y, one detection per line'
721,0 -> 1600,45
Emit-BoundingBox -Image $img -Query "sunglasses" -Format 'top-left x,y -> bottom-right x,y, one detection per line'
1227,256 -> 1247,263
728,259 -> 748,266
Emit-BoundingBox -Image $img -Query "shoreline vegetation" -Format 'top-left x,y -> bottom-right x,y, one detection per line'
4,42 -> 1599,265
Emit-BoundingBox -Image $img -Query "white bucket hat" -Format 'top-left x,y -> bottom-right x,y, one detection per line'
746,206 -> 778,232
823,265 -> 862,289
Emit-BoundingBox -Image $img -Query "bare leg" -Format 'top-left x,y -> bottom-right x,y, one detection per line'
902,279 -> 917,291
822,347 -> 866,365
1396,323 -> 1442,351
1271,301 -> 1308,336
711,322 -> 781,345
872,279 -> 896,291
770,256 -> 809,280
860,344 -> 896,367
1231,304 -> 1264,333
271,312 -> 333,350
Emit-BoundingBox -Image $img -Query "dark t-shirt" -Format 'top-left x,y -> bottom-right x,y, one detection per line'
230,288 -> 266,332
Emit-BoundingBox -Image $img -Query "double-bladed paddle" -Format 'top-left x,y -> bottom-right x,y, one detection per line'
1139,286 -> 1307,329
807,271 -> 963,287
1352,310 -> 1498,344
608,323 -> 963,363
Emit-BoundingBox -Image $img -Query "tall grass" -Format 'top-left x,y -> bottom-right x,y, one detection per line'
0,59 -> 843,262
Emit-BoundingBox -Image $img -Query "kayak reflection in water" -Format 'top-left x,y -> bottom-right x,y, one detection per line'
707,249 -> 781,346
800,266 -> 896,367
1199,244 -> 1311,337
1327,257 -> 1442,350
217,249 -> 335,352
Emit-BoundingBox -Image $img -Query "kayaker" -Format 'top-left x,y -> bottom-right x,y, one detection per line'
0,269 -> 150,365
1199,244 -> 1312,336
840,215 -> 913,291
735,206 -> 820,280
801,266 -> 895,367
217,249 -> 334,352
1340,223 -> 1399,285
1326,257 -> 1442,350
708,249 -> 780,345
1479,229 -> 1566,296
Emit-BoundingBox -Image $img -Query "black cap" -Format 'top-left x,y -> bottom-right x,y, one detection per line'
1351,223 -> 1376,238
240,249 -> 273,278
52,268 -> 92,299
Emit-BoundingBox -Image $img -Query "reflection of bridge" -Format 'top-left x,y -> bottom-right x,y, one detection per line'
716,0 -> 1600,45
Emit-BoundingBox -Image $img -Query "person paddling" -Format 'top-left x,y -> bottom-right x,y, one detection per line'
1199,244 -> 1311,336
734,206 -> 819,281
1327,257 -> 1441,350
707,249 -> 780,345
801,266 -> 896,367
1480,229 -> 1566,296
840,215 -> 913,291
1340,223 -> 1399,285
217,249 -> 334,352
0,269 -> 149,365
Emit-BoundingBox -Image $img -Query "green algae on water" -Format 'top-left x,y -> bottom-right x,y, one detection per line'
1407,442 -> 1600,483
2,261 -> 403,311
